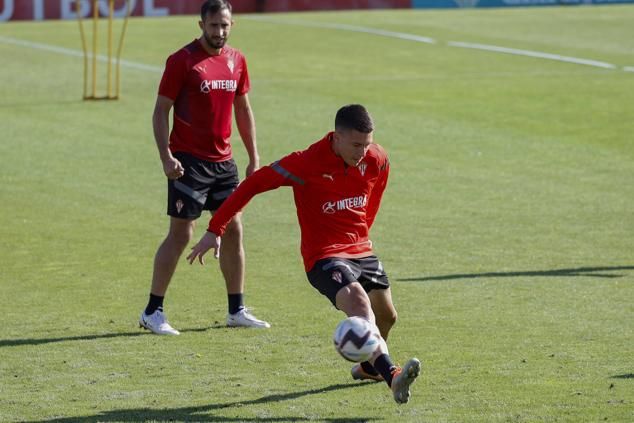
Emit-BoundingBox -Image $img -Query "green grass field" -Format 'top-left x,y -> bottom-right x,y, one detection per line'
1,5 -> 633,422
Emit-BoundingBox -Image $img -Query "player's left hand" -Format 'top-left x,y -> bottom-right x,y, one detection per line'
245,159 -> 259,177
187,231 -> 221,265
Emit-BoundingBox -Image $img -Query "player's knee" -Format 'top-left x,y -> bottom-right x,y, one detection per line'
222,215 -> 243,240
384,309 -> 398,328
167,223 -> 194,249
375,309 -> 397,331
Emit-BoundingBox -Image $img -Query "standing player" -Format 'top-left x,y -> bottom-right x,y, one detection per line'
187,105 -> 421,404
140,0 -> 270,335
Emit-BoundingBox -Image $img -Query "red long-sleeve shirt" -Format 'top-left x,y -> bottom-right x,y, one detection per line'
208,132 -> 390,272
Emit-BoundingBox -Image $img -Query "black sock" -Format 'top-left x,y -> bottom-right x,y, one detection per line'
373,354 -> 398,387
145,294 -> 164,315
360,361 -> 380,376
228,293 -> 244,315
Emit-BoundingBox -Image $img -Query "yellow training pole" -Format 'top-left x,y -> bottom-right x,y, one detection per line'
76,0 -> 89,99
91,0 -> 98,99
107,0 -> 114,98
115,0 -> 131,99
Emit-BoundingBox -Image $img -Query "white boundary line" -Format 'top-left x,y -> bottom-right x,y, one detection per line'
254,69 -> 611,83
245,15 -> 436,44
4,34 -> 601,82
0,35 -> 163,73
447,41 -> 617,70
245,16 -> 626,72
2,23 -> 629,74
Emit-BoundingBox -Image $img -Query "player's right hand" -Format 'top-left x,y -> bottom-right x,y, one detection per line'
163,156 -> 185,179
187,231 -> 221,265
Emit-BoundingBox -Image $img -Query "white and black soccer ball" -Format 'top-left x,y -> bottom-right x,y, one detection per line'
333,316 -> 381,362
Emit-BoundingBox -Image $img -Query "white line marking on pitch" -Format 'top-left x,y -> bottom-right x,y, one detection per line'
254,69 -> 612,84
245,16 -> 624,72
447,41 -> 616,69
0,35 -> 163,73
2,24 -> 629,74
244,15 -> 436,44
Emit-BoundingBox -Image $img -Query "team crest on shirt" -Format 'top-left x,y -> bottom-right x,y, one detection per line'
227,59 -> 234,74
332,270 -> 343,284
175,199 -> 184,214
358,162 -> 367,177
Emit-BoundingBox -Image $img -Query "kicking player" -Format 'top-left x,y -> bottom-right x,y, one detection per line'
140,0 -> 269,335
187,104 -> 421,404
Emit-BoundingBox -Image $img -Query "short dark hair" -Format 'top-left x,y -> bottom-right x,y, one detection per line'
201,0 -> 232,20
335,104 -> 374,133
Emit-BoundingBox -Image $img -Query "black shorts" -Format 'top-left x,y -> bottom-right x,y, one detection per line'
167,151 -> 239,219
306,256 -> 390,307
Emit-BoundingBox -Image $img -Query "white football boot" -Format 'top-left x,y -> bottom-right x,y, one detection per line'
139,309 -> 180,335
226,308 -> 271,328
391,358 -> 421,404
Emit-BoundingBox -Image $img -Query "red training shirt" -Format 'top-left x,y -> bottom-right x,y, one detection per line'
158,40 -> 250,162
208,132 -> 390,272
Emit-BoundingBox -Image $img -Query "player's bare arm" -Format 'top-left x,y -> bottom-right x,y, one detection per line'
187,231 -> 221,264
234,93 -> 259,177
153,95 -> 184,180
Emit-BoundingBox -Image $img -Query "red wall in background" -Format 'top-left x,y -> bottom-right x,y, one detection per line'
0,0 -> 411,22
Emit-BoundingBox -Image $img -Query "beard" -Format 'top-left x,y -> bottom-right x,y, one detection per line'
204,32 -> 226,49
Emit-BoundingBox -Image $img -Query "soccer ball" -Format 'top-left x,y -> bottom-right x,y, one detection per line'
333,316 -> 381,362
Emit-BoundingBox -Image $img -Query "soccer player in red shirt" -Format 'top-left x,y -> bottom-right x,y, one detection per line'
139,0 -> 269,336
187,105 -> 421,404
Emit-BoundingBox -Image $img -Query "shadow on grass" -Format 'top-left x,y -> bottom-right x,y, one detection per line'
0,326 -> 224,348
0,99 -> 81,109
611,373 -> 634,379
397,265 -> 634,282
29,382 -> 378,423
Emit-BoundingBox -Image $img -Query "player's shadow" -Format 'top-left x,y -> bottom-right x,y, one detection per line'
0,99 -> 80,109
611,373 -> 634,379
397,265 -> 634,282
0,325 -> 224,348
28,382 -> 378,423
